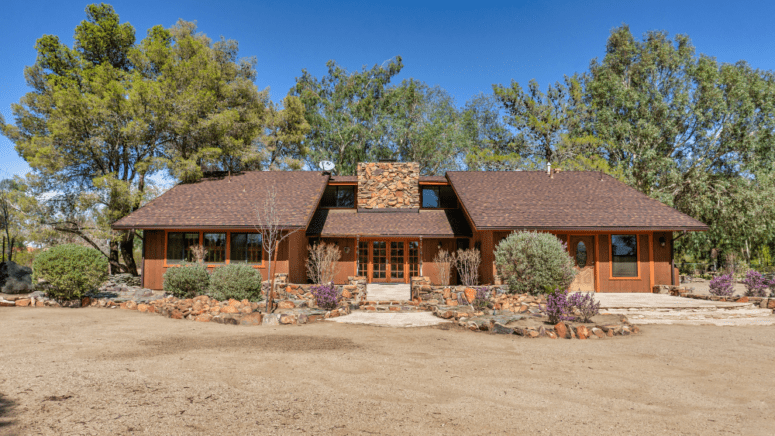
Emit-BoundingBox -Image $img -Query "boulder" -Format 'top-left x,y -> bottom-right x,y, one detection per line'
0,261 -> 34,294
15,298 -> 31,307
240,312 -> 263,326
554,322 -> 567,339
492,323 -> 513,335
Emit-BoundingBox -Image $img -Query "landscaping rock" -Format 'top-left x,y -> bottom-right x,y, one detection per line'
262,314 -> 280,326
492,322 -> 513,335
0,261 -> 34,294
15,298 -> 31,307
554,322 -> 567,339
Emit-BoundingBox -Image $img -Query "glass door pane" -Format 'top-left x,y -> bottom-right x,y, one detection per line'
390,241 -> 405,281
372,241 -> 387,280
408,241 -> 419,278
358,241 -> 368,277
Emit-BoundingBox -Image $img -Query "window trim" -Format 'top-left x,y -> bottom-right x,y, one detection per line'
163,230 -> 266,269
609,234 -> 640,280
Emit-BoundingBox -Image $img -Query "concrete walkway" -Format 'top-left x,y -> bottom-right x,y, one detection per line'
594,293 -> 749,309
365,283 -> 411,301
328,312 -> 448,328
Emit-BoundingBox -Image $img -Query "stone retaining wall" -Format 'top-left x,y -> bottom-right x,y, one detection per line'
675,291 -> 775,310
357,162 -> 420,209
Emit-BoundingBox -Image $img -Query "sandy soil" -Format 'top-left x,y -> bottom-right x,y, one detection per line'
1,308 -> 774,435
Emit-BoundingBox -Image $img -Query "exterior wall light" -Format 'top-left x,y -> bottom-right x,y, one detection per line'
659,236 -> 666,247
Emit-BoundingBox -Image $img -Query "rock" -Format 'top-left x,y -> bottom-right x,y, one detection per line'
126,301 -> 137,310
492,323 -> 514,335
0,299 -> 15,307
464,288 -> 477,303
0,261 -> 34,294
262,314 -> 280,326
240,313 -> 263,326
554,322 -> 567,339
737,296 -> 749,303
445,299 -> 458,306
137,304 -> 149,313
228,299 -> 240,307
526,330 -> 539,338
195,314 -> 213,322
436,310 -> 455,319
591,327 -> 605,338
170,310 -> 183,319
214,316 -> 239,325
546,331 -> 557,339
279,314 -> 297,325
220,305 -> 239,314
341,289 -> 352,299
576,325 -> 589,340
277,301 -> 296,309
15,298 -> 31,307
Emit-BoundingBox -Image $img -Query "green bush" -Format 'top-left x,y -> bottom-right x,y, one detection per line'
494,231 -> 576,295
163,263 -> 210,298
208,264 -> 263,301
32,244 -> 109,300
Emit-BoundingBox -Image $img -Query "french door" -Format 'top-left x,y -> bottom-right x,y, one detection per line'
360,239 -> 419,283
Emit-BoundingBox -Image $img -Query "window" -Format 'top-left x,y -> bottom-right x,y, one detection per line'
320,186 -> 355,208
611,235 -> 638,277
576,241 -> 587,268
409,241 -> 419,278
203,233 -> 226,263
357,241 -> 368,276
230,233 -> 263,264
167,232 -> 200,264
421,186 -> 456,208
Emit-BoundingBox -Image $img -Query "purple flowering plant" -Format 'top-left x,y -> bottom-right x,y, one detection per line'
311,283 -> 340,310
708,274 -> 735,297
742,270 -> 768,297
472,287 -> 491,310
543,288 -> 601,323
567,291 -> 601,322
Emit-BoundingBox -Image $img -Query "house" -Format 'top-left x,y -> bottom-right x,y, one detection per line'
112,162 -> 707,292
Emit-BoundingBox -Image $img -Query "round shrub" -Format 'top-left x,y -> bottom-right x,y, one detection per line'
208,264 -> 263,301
163,263 -> 210,298
494,231 -> 576,295
32,244 -> 108,300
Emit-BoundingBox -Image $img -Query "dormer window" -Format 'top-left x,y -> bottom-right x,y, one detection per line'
421,186 -> 457,208
321,185 -> 355,208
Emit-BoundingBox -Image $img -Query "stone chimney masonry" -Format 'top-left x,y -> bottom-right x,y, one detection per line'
357,162 -> 420,209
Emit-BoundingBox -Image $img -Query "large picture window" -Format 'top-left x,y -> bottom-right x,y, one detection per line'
230,233 -> 263,264
421,186 -> 456,208
166,232 -> 200,264
611,235 -> 638,277
320,186 -> 355,208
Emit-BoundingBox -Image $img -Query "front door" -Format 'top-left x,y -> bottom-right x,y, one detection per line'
366,240 -> 418,283
569,235 -> 595,292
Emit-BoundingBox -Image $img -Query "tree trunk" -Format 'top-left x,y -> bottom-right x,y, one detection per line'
109,239 -> 125,274
119,231 -> 138,276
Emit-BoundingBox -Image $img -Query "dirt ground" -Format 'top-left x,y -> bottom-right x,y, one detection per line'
1,308 -> 774,435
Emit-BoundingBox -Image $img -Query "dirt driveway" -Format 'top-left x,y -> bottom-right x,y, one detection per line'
1,308 -> 774,435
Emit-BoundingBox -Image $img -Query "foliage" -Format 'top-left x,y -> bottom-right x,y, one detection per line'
0,178 -> 40,262
462,93 -> 520,171
708,274 -> 735,297
495,231 -> 576,295
472,287 -> 492,310
455,248 -> 481,286
10,249 -> 40,268
311,283 -> 340,310
162,263 -> 210,299
567,292 -> 601,322
433,249 -> 455,286
305,242 -> 341,284
208,264 -> 263,301
543,288 -> 574,324
32,244 -> 108,300
742,270 -> 768,297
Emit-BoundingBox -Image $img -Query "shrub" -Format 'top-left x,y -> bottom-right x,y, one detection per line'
472,287 -> 491,310
305,242 -> 341,284
208,264 -> 263,301
567,292 -> 601,322
543,288 -> 574,324
163,263 -> 210,298
742,270 -> 768,297
32,244 -> 108,301
433,249 -> 455,286
494,231 -> 576,295
709,274 -> 735,297
311,283 -> 340,310
456,248 -> 481,286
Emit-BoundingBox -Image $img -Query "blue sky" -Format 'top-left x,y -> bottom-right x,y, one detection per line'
2,0 -> 775,179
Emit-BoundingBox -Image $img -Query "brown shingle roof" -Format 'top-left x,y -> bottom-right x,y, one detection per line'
447,171 -> 708,231
113,171 -> 329,230
306,209 -> 472,237
329,175 -> 357,183
420,176 -> 448,183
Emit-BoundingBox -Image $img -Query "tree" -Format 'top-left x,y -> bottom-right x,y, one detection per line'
254,187 -> 302,313
462,93 -> 521,171
290,57 -> 403,175
2,4 -> 267,274
258,95 -> 311,170
586,25 -> 775,256
384,80 -> 467,174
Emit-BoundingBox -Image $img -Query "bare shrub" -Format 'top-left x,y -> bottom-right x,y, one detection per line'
433,249 -> 455,286
190,245 -> 207,263
306,242 -> 341,284
455,248 -> 481,286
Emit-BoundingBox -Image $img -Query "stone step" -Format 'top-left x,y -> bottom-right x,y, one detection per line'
609,308 -> 774,320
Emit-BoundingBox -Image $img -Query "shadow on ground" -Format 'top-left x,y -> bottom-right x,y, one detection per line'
0,393 -> 17,431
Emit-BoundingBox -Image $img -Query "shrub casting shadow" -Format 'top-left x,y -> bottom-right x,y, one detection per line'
0,393 -> 17,430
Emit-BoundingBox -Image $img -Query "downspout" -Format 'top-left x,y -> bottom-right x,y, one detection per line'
671,231 -> 688,286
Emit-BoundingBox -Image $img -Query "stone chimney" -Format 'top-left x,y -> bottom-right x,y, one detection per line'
357,162 -> 420,209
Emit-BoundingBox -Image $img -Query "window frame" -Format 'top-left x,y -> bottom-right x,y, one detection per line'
229,232 -> 264,265
163,230 -> 266,269
609,234 -> 640,279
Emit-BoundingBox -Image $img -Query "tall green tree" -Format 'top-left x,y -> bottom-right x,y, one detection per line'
258,95 -> 311,170
462,93 -> 521,171
290,57 -> 403,175
586,25 -> 775,256
2,4 -> 268,274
